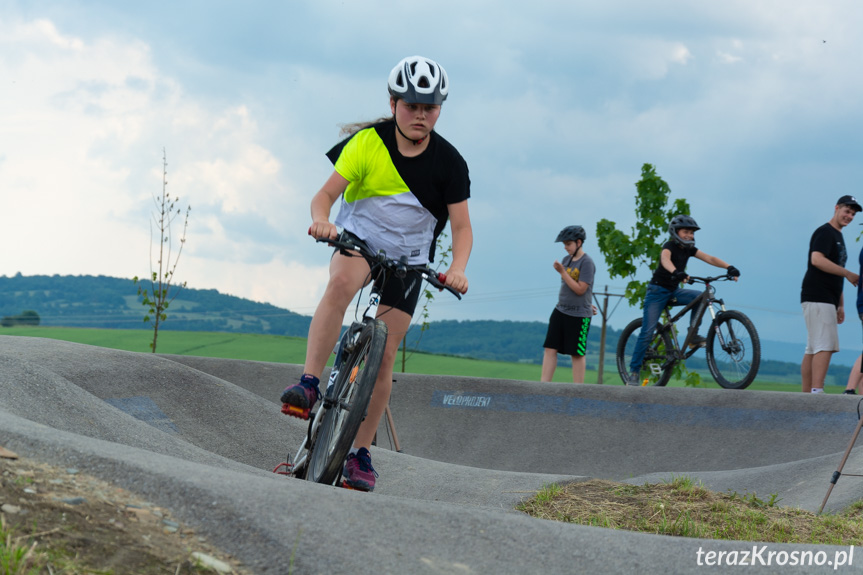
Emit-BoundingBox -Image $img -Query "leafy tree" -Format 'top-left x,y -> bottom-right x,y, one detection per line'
133,150 -> 191,353
0,310 -> 40,327
595,163 -> 700,386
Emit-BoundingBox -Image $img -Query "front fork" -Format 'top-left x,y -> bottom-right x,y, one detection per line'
708,299 -> 734,351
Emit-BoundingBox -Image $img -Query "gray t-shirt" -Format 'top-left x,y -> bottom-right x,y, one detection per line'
555,253 -> 595,317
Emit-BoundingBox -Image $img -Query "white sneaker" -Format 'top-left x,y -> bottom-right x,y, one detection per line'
811,388 -> 824,394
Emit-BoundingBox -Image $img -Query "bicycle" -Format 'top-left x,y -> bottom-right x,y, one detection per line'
274,234 -> 461,486
616,274 -> 761,389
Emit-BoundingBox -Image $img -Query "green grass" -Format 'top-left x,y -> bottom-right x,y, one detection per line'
518,475 -> 863,545
0,326 -> 309,363
0,326 -> 813,392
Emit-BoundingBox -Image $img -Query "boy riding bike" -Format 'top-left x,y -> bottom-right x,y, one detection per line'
626,215 -> 740,385
280,56 -> 472,491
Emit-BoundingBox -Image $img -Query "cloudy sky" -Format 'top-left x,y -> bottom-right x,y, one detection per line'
2,1 -> 863,354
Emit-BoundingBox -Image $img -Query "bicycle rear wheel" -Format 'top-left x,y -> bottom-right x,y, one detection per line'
306,318 -> 387,485
616,318 -> 675,386
706,310 -> 760,389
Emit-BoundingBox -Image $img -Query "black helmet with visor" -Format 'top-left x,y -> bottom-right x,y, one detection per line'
668,215 -> 700,248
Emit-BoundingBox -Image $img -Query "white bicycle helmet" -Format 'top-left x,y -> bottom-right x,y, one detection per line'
388,56 -> 449,105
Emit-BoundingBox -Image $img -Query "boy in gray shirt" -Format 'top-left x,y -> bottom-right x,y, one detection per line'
541,225 -> 596,383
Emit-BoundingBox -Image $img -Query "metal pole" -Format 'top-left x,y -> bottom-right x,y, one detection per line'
818,411 -> 863,514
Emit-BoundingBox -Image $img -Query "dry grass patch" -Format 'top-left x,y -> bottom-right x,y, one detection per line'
1,454 -> 251,574
517,476 -> 863,545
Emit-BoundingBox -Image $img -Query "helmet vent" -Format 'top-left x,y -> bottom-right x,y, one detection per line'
388,56 -> 449,105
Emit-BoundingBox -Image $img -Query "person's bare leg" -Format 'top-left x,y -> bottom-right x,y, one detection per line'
352,306 -> 411,450
571,355 -> 586,384
541,348 -> 558,382
302,254 -> 369,378
810,350 -> 833,392
845,355 -> 863,392
801,353 -> 813,393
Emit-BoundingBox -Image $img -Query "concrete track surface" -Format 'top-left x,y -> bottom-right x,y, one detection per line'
1,335 -> 862,574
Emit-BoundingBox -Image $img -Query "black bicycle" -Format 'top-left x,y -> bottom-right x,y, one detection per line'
616,274 -> 761,389
275,235 -> 461,486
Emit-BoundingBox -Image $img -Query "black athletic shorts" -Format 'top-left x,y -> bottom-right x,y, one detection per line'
335,231 -> 424,316
543,308 -> 591,357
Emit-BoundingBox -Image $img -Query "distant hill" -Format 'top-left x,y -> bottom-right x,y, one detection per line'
404,319 -> 616,366
760,338 -> 858,369
0,273 -> 616,367
0,273 -> 312,337
0,274 -> 855,384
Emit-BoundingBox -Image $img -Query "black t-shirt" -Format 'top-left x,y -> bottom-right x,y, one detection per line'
801,223 -> 847,306
326,120 -> 470,263
650,241 -> 698,290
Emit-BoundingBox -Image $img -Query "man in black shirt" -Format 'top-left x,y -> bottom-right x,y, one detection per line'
800,195 -> 861,393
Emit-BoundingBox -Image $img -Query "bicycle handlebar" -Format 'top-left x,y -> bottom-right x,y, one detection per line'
315,236 -> 462,300
685,274 -> 738,285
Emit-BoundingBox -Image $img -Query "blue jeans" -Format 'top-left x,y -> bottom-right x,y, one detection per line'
629,284 -> 702,373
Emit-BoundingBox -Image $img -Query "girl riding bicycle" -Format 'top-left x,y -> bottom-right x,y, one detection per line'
625,215 -> 739,385
280,56 -> 472,491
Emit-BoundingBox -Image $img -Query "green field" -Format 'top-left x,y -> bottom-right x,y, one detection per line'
0,326 -> 814,393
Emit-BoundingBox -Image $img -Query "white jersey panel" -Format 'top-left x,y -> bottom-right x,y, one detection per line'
335,193 -> 437,264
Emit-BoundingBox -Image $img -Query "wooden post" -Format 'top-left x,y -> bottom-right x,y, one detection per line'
597,285 -> 610,384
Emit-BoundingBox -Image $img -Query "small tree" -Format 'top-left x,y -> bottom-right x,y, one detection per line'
596,163 -> 700,386
133,150 -> 191,353
400,232 -> 453,372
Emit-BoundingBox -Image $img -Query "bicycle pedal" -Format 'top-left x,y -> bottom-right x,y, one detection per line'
340,480 -> 369,492
281,403 -> 311,420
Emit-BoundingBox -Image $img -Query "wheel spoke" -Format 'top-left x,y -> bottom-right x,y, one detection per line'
617,318 -> 676,386
707,311 -> 760,389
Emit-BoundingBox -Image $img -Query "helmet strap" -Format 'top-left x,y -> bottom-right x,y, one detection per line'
395,120 -> 426,146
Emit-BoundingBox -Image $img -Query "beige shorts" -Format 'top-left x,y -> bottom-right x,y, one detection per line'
802,301 -> 840,354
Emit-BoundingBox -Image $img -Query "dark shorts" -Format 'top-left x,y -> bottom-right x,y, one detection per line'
543,308 -> 591,357
335,231 -> 423,316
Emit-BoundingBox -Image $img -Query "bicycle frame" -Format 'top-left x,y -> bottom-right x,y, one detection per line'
651,278 -> 728,369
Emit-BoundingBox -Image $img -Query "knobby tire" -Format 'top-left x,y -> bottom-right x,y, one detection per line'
617,318 -> 675,387
305,318 -> 387,485
706,310 -> 761,389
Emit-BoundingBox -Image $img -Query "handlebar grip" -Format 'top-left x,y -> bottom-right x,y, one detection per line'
437,272 -> 447,285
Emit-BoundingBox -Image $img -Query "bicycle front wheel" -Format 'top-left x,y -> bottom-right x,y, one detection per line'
706,310 -> 760,389
306,318 -> 387,485
616,318 -> 675,387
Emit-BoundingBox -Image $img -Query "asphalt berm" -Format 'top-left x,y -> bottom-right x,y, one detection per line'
1,335 -> 862,574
